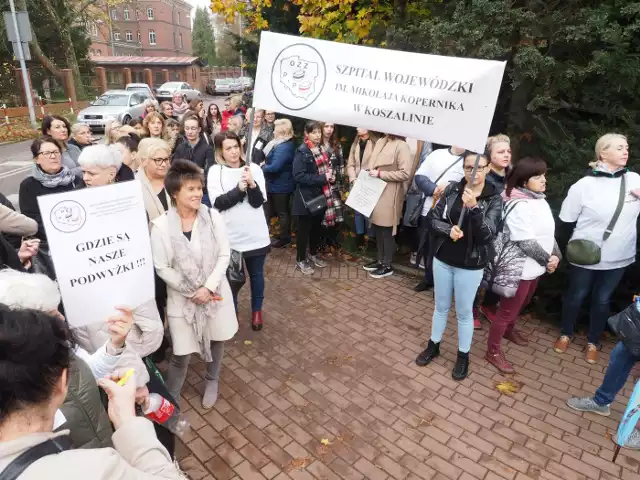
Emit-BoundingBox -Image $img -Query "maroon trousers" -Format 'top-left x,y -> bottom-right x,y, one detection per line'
487,278 -> 539,352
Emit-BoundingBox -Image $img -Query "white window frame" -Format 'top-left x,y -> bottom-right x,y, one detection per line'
137,30 -> 141,43
126,31 -> 133,42
123,7 -> 129,20
91,23 -> 98,37
110,9 -> 117,20
114,31 -> 121,41
177,12 -> 181,25
149,29 -> 156,45
147,7 -> 154,19
179,33 -> 183,49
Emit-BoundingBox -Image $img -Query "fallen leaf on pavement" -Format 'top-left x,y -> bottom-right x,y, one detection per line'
244,340 -> 252,345
495,380 -> 520,396
320,438 -> 330,446
287,457 -> 312,471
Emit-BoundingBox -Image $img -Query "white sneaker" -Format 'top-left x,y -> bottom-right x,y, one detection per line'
409,252 -> 417,265
296,261 -> 315,275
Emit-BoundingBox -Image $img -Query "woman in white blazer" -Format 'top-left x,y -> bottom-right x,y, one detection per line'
151,159 -> 238,409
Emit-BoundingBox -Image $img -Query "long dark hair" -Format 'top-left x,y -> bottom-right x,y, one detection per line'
205,103 -> 222,135
321,122 -> 341,152
505,157 -> 547,196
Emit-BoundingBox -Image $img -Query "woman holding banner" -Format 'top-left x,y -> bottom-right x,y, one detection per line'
415,151 -> 502,381
361,134 -> 412,278
19,137 -> 79,247
151,159 -> 238,409
208,131 -> 270,331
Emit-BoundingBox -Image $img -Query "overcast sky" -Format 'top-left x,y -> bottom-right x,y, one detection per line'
186,0 -> 211,14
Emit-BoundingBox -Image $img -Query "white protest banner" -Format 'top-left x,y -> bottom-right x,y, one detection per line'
37,180 -> 154,327
345,170 -> 387,217
254,32 -> 506,152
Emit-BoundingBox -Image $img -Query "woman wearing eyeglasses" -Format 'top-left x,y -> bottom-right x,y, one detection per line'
19,137 -> 79,246
415,151 -> 502,380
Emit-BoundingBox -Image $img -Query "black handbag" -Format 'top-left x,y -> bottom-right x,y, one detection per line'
300,190 -> 327,216
226,249 -> 246,290
608,303 -> 640,356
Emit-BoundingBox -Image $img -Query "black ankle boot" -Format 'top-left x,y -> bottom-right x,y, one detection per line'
415,340 -> 440,366
452,351 -> 469,381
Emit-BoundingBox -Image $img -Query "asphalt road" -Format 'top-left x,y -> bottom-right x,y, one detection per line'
0,95 -> 225,209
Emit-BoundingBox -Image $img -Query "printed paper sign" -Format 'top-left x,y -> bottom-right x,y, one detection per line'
345,170 -> 387,217
254,32 -> 506,152
38,181 -> 154,327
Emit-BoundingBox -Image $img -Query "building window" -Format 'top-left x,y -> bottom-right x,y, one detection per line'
91,23 -> 98,37
147,7 -> 154,19
149,29 -> 156,45
114,31 -> 120,41
178,12 -> 181,25
96,49 -> 102,56
126,31 -> 133,42
124,7 -> 129,20
136,9 -> 140,19
179,33 -> 183,49
110,9 -> 117,20
90,48 -> 94,55
137,30 -> 141,43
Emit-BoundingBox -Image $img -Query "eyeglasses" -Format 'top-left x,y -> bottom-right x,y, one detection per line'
37,150 -> 61,158
152,157 -> 170,166
463,164 -> 489,173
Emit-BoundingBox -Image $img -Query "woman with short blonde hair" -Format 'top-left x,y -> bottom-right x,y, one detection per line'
554,132 -> 640,365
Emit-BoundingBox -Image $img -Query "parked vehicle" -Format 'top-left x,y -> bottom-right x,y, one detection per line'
156,82 -> 201,102
239,77 -> 253,89
205,81 -> 216,96
77,90 -> 150,131
125,83 -> 154,97
230,78 -> 244,93
213,78 -> 232,95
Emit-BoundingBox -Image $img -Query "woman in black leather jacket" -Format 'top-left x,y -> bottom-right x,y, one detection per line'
415,151 -> 502,380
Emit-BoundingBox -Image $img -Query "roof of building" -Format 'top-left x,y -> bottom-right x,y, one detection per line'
91,56 -> 204,67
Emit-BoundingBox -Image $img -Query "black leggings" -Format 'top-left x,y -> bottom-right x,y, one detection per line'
296,214 -> 323,262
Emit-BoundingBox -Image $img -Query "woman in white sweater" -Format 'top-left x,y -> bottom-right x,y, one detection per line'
484,157 -> 561,373
553,133 -> 640,364
208,131 -> 271,332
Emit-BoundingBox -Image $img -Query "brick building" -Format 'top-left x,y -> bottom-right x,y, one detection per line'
89,0 -> 192,58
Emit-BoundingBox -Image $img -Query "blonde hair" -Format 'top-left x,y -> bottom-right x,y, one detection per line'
274,118 -> 293,139
143,111 -> 165,131
138,137 -> 171,162
229,95 -> 242,110
593,133 -> 627,166
104,120 -> 122,145
143,98 -> 159,111
116,125 -> 136,138
486,134 -> 510,155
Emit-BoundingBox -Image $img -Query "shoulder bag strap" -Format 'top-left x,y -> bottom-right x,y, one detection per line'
603,174 -> 626,242
0,436 -> 71,480
433,155 -> 463,185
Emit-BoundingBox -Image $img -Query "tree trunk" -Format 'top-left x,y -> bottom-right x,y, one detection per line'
16,0 -> 62,78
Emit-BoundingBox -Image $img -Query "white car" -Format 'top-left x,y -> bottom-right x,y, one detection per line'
77,90 -> 149,130
213,79 -> 232,95
156,82 -> 200,103
125,83 -> 154,98
239,77 -> 253,89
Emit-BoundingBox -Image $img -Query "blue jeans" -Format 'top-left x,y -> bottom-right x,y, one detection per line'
430,258 -> 484,353
561,265 -> 626,345
594,341 -> 640,406
231,254 -> 266,312
354,212 -> 367,235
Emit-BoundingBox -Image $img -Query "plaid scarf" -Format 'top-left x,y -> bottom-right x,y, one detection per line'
305,139 -> 342,226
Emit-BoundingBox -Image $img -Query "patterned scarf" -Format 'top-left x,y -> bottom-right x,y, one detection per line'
32,164 -> 76,189
304,139 -> 341,226
167,204 -> 219,362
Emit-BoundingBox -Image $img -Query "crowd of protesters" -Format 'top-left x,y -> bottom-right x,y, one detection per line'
2,84 -> 640,474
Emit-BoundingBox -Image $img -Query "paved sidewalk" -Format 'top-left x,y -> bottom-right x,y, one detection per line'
174,248 -> 640,480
